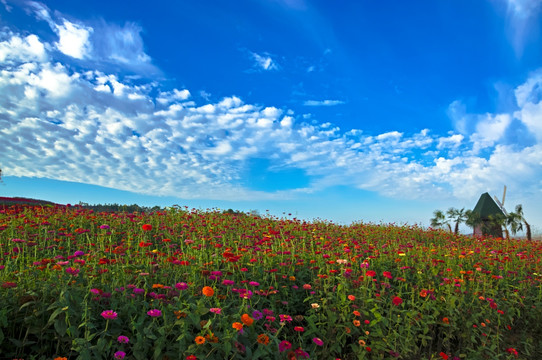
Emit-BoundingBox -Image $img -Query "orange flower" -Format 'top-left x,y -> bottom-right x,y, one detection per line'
195,336 -> 205,344
257,333 -> 270,345
232,322 -> 243,331
205,332 -> 219,343
442,317 -> 450,324
202,286 -> 214,297
241,313 -> 254,326
353,319 -> 361,327
353,310 -> 361,316
152,283 -> 164,289
174,310 -> 187,319
419,289 -> 428,297
348,294 -> 356,301
54,358 -> 68,360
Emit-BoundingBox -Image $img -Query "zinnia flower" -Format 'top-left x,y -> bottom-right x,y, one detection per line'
232,322 -> 243,331
392,296 -> 403,306
202,286 -> 214,297
241,313 -> 254,326
257,334 -> 270,345
313,337 -> 324,346
210,307 -> 222,314
195,336 -> 205,345
117,335 -> 130,344
142,224 -> 152,231
279,340 -> 292,352
101,310 -> 118,320
175,282 -> 188,290
147,309 -> 162,317
114,351 -> 126,359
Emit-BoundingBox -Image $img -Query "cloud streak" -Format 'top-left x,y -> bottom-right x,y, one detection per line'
303,99 -> 345,106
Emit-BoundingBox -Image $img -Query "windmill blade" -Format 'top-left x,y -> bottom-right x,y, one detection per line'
502,185 -> 507,207
494,196 -> 509,216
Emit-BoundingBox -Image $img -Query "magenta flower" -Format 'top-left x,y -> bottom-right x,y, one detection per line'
65,267 -> 80,276
210,307 -> 222,314
252,310 -> 263,320
249,281 -> 260,287
117,335 -> 130,344
101,310 -> 118,320
147,309 -> 162,317
313,337 -> 324,346
175,282 -> 188,290
279,340 -> 292,352
222,279 -> 234,286
114,351 -> 126,359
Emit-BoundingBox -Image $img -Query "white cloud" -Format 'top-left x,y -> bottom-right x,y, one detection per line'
303,99 -> 345,106
0,33 -> 47,63
0,26 -> 541,225
21,1 -> 155,72
251,52 -> 279,71
54,20 -> 93,59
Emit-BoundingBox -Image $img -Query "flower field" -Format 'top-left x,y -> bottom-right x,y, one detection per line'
0,204 -> 541,360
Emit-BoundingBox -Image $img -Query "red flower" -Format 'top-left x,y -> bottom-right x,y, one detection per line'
392,296 -> 403,306
142,224 -> 152,231
439,352 -> 449,360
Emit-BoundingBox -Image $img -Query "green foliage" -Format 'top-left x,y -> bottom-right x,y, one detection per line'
0,205 -> 540,359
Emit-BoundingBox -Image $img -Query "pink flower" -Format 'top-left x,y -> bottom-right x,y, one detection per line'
294,326 -> 304,332
175,282 -> 188,290
147,309 -> 162,317
279,340 -> 292,352
114,351 -> 126,359
383,271 -> 393,279
210,308 -> 222,314
117,335 -> 130,344
313,337 -> 324,346
392,296 -> 403,306
101,310 -> 118,320
65,267 -> 80,276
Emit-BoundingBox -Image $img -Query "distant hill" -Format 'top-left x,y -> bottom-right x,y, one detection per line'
0,196 -> 59,206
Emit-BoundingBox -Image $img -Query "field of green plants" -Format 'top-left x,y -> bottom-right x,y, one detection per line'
0,204 -> 541,360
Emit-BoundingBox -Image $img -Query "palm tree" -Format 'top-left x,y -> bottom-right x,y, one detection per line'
486,213 -> 506,238
446,207 -> 467,235
431,210 -> 452,232
514,205 -> 532,241
506,211 -> 523,238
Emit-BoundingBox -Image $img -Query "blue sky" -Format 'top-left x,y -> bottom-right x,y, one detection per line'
1,0 -> 541,231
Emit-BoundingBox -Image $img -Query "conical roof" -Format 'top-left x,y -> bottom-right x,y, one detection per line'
472,192 -> 505,219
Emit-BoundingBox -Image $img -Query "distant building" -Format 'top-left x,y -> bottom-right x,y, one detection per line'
472,192 -> 505,237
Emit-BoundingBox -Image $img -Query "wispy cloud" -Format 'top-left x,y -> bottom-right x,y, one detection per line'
251,52 -> 280,71
303,99 -> 345,106
20,1 -> 154,72
500,0 -> 542,56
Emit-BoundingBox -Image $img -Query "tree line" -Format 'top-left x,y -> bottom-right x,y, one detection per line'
430,206 -> 532,240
